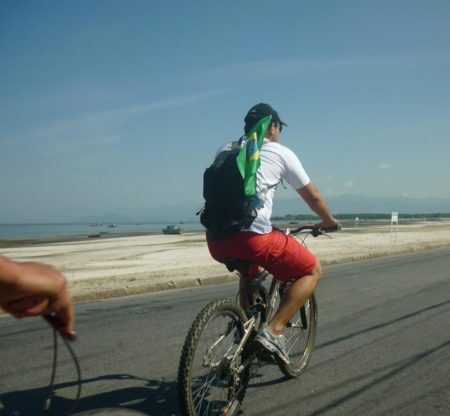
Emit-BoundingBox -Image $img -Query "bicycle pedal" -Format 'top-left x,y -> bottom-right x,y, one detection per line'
254,345 -> 276,363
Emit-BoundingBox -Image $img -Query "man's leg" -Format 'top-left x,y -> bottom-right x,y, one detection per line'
267,260 -> 322,335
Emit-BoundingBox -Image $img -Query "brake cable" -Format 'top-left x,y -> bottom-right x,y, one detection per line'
42,325 -> 82,416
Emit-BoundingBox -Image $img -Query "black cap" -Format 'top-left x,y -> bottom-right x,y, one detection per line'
244,103 -> 287,133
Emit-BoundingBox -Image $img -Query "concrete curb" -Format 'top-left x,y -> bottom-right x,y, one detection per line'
71,274 -> 238,304
70,242 -> 450,304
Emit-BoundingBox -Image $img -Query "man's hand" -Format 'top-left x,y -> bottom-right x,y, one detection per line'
0,256 -> 75,340
315,220 -> 341,230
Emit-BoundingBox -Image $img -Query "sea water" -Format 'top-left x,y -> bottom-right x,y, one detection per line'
0,222 -> 203,238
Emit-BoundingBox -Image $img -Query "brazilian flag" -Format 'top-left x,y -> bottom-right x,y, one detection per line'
236,115 -> 272,196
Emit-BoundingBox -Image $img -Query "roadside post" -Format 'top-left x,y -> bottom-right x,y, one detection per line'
390,212 -> 398,245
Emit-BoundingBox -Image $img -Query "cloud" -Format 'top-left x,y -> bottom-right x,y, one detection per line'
321,176 -> 354,196
344,180 -> 354,189
196,56 -> 423,81
2,89 -> 225,153
378,162 -> 391,169
96,89 -> 225,120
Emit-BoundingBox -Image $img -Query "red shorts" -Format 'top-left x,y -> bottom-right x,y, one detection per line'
207,228 -> 317,281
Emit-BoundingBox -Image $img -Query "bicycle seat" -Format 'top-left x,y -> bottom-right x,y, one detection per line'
223,258 -> 252,273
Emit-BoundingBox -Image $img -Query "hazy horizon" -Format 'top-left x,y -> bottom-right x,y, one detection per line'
1,194 -> 449,224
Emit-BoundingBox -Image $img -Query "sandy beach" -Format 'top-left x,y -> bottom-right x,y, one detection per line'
1,220 -> 450,303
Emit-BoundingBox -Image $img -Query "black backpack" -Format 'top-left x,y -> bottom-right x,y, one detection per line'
199,140 -> 258,238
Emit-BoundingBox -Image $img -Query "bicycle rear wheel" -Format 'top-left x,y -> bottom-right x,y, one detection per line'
274,285 -> 318,378
178,299 -> 249,416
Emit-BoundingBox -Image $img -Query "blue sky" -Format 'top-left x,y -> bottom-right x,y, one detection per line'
1,0 -> 449,222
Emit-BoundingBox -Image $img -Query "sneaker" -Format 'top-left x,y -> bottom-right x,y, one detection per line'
254,325 -> 290,364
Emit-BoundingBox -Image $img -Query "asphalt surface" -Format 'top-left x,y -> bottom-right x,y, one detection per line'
1,247 -> 449,416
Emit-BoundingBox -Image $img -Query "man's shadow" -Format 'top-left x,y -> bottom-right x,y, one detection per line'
0,374 -> 180,416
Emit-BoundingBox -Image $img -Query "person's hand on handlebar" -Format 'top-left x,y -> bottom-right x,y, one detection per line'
315,219 -> 341,232
0,255 -> 76,341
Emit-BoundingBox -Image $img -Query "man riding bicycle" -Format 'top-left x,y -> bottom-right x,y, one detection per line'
206,103 -> 339,364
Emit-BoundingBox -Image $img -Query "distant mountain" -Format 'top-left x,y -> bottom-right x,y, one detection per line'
74,212 -> 139,224
73,203 -> 202,224
74,195 -> 450,223
273,194 -> 450,216
4,194 -> 448,224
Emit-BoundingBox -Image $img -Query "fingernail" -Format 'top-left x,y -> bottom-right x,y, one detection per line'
63,330 -> 77,341
68,330 -> 77,341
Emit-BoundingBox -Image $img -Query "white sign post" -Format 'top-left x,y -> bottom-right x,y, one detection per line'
390,212 -> 398,245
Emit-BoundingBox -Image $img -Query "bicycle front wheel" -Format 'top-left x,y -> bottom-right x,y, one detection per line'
277,287 -> 318,378
178,299 -> 250,416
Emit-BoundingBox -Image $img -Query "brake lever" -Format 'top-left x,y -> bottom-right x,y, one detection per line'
313,223 -> 342,238
312,229 -> 333,239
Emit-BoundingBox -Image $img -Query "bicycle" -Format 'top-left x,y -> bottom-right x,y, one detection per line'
178,224 -> 341,416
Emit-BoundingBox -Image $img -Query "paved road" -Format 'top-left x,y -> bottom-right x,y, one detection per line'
1,248 -> 449,416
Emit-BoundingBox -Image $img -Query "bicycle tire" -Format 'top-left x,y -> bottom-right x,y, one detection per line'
178,299 -> 250,416
276,288 -> 318,378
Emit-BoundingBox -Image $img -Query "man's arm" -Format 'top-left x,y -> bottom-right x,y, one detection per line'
0,255 -> 75,339
297,182 -> 339,228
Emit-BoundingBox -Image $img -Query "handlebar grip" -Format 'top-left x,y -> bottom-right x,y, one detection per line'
321,223 -> 342,233
312,223 -> 342,237
289,223 -> 342,236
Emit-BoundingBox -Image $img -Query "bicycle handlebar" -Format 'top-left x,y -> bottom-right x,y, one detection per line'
289,223 -> 342,237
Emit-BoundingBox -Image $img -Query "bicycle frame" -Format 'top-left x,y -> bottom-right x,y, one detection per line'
226,269 -> 283,374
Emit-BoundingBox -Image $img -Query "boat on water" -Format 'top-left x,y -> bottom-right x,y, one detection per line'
162,225 -> 184,235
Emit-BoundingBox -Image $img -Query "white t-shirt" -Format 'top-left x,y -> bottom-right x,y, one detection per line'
216,139 -> 310,234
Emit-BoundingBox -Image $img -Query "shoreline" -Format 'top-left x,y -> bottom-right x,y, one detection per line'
1,220 -> 450,307
0,231 -> 168,248
0,218 -> 445,247
1,217 -> 447,247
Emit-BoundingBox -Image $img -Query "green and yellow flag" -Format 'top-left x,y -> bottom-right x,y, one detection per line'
236,115 -> 272,196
